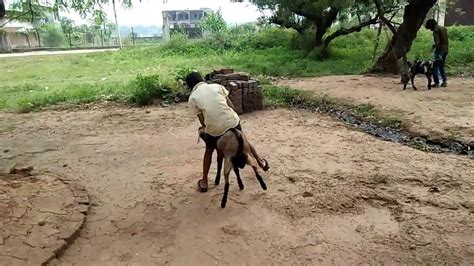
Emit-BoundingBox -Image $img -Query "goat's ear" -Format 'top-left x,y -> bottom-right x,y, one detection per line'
204,74 -> 212,81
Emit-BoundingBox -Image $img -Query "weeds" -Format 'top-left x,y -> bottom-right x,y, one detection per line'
263,85 -> 403,130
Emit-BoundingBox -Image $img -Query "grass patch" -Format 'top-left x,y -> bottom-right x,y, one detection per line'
1,26 -> 473,112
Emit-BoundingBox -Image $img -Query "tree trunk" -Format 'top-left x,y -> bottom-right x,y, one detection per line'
373,0 -> 437,73
314,23 -> 326,48
35,28 -> 41,48
25,33 -> 31,47
112,0 -> 122,49
0,0 -> 5,20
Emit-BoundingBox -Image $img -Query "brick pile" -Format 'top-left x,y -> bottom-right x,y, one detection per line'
206,68 -> 264,114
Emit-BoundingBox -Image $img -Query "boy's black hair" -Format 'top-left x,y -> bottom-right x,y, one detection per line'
425,19 -> 437,30
185,72 -> 204,89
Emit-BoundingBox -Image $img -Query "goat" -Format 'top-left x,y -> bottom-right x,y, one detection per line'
403,60 -> 434,91
200,127 -> 267,208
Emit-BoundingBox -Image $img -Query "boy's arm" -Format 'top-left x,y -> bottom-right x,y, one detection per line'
189,97 -> 205,127
433,30 -> 440,50
226,97 -> 235,110
197,113 -> 205,127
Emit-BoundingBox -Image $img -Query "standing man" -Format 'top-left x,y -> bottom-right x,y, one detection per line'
186,72 -> 269,192
426,19 -> 449,88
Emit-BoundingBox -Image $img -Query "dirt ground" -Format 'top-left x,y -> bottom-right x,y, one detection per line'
0,106 -> 473,265
0,170 -> 89,265
278,75 -> 474,145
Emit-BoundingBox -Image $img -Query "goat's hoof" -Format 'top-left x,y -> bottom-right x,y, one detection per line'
221,201 -> 227,208
238,184 -> 244,190
215,179 -> 220,186
262,184 -> 268,191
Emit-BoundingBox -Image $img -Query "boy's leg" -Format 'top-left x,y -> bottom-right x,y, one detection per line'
199,146 -> 214,192
440,53 -> 448,86
433,52 -> 442,86
432,61 -> 440,86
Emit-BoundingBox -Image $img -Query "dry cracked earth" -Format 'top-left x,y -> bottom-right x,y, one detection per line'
0,101 -> 473,265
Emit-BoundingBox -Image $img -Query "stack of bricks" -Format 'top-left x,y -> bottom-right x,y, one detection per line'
206,68 -> 264,115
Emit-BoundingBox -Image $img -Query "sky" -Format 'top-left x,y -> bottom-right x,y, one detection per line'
66,0 -> 264,26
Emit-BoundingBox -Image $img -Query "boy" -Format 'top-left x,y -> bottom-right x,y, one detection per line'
186,72 -> 269,192
425,19 -> 449,87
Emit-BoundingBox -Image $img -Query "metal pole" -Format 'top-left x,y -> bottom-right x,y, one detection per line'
131,26 -> 135,46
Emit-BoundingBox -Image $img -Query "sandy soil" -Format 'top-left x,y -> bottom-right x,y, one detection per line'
278,75 -> 474,145
0,106 -> 473,265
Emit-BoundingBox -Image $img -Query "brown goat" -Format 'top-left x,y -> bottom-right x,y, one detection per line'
199,127 -> 267,208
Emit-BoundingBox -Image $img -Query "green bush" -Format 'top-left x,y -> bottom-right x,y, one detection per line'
129,74 -> 184,106
42,24 -> 65,47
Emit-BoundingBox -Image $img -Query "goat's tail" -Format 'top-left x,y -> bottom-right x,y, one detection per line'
230,128 -> 247,169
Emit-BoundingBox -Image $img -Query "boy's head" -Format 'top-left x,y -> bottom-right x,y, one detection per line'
425,19 -> 438,31
185,72 -> 204,90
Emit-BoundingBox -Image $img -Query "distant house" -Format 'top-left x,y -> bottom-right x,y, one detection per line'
162,8 -> 211,41
0,18 -> 39,52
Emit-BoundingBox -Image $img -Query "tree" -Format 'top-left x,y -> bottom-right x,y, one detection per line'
42,23 -> 64,47
251,0 -> 380,53
373,0 -> 437,73
60,17 -> 74,47
200,10 -> 227,35
0,0 -> 5,20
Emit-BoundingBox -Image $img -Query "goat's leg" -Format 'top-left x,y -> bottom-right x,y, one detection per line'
411,74 -> 417,91
215,152 -> 223,186
247,157 -> 267,191
426,73 -> 432,90
221,158 -> 232,208
234,166 -> 244,190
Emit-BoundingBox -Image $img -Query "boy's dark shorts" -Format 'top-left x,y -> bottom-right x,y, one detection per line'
200,124 -> 242,150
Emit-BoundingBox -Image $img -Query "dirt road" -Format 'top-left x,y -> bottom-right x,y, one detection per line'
278,75 -> 474,145
0,48 -> 118,58
0,106 -> 473,265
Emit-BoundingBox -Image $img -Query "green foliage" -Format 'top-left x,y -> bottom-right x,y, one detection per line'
130,74 -> 165,106
1,26 -> 473,112
161,31 -> 194,55
200,10 -> 227,35
174,66 -> 197,82
42,23 -> 65,47
130,74 -> 183,106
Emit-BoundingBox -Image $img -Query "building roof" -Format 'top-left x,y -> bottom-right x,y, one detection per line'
163,8 -> 212,13
0,18 -> 34,33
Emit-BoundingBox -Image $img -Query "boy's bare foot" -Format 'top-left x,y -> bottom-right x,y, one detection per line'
197,179 -> 208,193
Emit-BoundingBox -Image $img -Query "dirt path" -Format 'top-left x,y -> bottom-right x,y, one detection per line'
0,48 -> 118,58
0,106 -> 473,265
278,75 -> 474,145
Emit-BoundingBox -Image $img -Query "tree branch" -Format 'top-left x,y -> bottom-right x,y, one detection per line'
323,16 -> 379,48
373,0 -> 397,35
